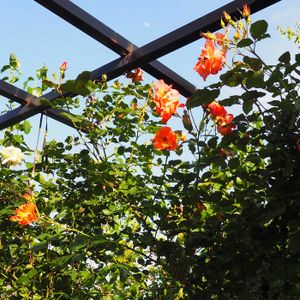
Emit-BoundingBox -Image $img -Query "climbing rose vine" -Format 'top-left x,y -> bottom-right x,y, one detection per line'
1,4 -> 300,299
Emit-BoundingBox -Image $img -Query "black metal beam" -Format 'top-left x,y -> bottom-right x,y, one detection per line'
0,80 -> 80,130
34,0 -> 196,97
0,0 -> 281,129
34,0 -> 132,56
0,80 -> 35,105
34,0 -> 281,91
121,0 -> 282,64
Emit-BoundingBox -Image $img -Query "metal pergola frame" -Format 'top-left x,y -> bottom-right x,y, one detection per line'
0,0 -> 281,131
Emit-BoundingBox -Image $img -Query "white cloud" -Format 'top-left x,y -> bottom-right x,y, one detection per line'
144,21 -> 150,28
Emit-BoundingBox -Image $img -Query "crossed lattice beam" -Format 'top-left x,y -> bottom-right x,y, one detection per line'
0,0 -> 281,130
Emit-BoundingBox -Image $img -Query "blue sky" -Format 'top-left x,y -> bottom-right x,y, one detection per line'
1,0 -> 299,144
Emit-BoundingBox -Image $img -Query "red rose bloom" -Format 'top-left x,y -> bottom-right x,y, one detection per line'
217,114 -> 235,136
153,126 -> 178,151
60,61 -> 68,71
128,68 -> 144,82
207,101 -> 227,118
242,4 -> 251,19
9,202 -> 38,226
194,40 -> 226,81
153,80 -> 184,123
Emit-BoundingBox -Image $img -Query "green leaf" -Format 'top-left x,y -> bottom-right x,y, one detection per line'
220,95 -> 240,106
182,112 -> 193,132
32,241 -> 48,252
25,162 -> 33,169
228,157 -> 239,169
60,112 -> 83,124
278,51 -> 291,64
245,71 -> 265,89
237,38 -> 253,47
250,20 -> 268,40
9,53 -> 21,71
39,97 -> 52,106
23,120 -> 32,134
75,71 -> 91,85
220,69 -> 244,87
36,65 -> 48,80
102,209 -> 114,216
60,80 -> 75,94
243,99 -> 254,115
34,173 -> 46,184
208,137 -> 218,149
295,53 -> 300,64
241,90 -> 266,101
243,56 -> 262,71
9,244 -> 18,258
1,65 -> 10,73
17,269 -> 38,284
42,79 -> 58,89
51,254 -> 73,267
0,207 -> 14,216
74,71 -> 91,96
186,89 -> 220,109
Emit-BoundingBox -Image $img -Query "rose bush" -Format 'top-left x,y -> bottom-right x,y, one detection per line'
0,6 -> 300,299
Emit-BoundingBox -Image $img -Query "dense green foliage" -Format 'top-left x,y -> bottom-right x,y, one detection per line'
0,17 -> 300,299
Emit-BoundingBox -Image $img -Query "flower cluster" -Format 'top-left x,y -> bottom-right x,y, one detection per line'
194,5 -> 250,81
152,80 -> 184,124
9,201 -> 38,226
207,101 -> 235,136
194,38 -> 227,81
1,146 -> 24,167
151,80 -> 186,151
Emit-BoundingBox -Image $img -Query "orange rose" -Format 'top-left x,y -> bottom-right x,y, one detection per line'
9,202 -> 38,226
128,68 -> 144,82
194,40 -> 226,81
60,61 -> 68,72
207,101 -> 227,118
215,33 -> 225,46
216,114 -> 235,136
153,80 -> 184,123
242,4 -> 251,19
153,126 -> 178,151
223,11 -> 232,23
23,193 -> 34,201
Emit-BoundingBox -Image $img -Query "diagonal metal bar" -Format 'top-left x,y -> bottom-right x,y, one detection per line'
0,80 -> 82,130
0,0 -> 281,130
0,80 -> 35,106
34,0 -> 196,96
34,0 -> 281,93
119,0 -> 282,65
0,0 -> 197,131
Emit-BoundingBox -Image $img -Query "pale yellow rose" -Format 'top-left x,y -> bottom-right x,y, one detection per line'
1,146 -> 24,167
